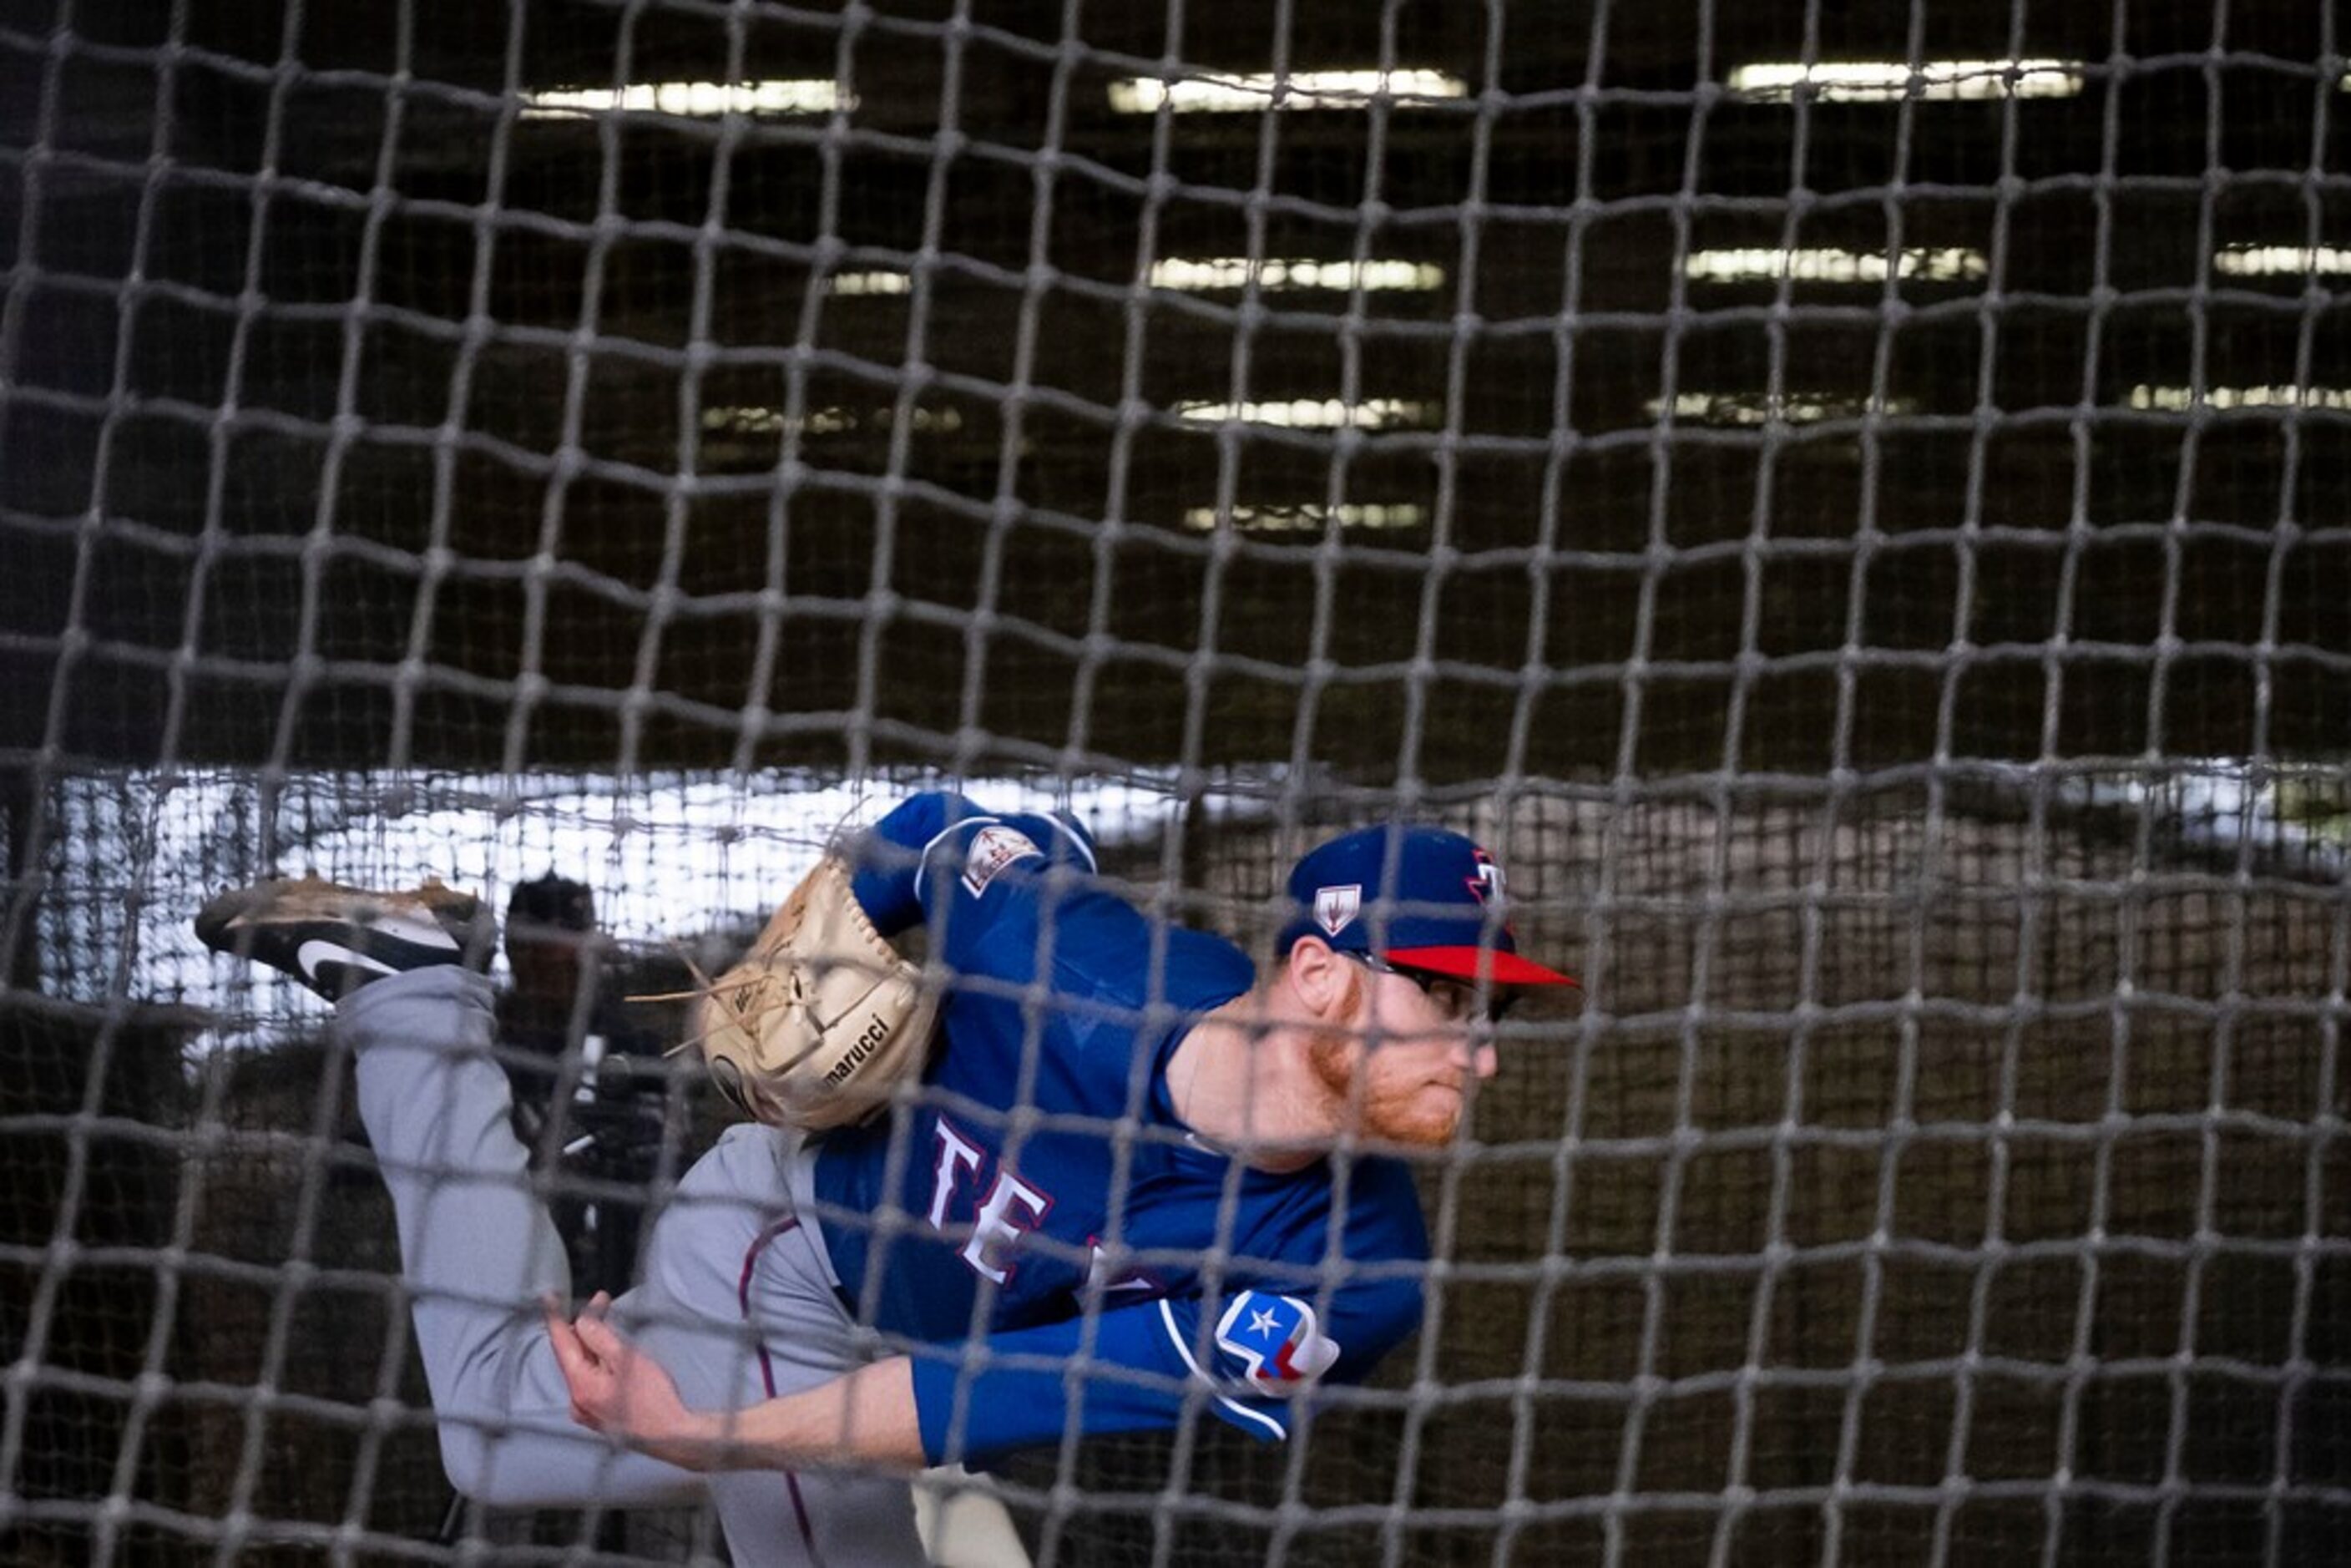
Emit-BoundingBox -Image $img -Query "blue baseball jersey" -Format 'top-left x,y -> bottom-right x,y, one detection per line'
810,792 -> 1428,1464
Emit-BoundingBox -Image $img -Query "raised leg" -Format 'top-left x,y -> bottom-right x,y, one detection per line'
202,881 -> 929,1563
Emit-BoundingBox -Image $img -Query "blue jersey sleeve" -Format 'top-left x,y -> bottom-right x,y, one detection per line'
847,790 -> 1099,944
907,1271 -> 1423,1464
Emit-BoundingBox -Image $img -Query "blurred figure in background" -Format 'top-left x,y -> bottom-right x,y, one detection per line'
498,872 -> 667,1299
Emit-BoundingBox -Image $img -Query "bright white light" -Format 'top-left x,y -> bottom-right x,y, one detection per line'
520,79 -> 847,119
1150,257 -> 1444,292
2212,245 -> 2351,278
1652,392 -> 1917,427
1174,397 -> 1434,429
1109,69 -> 1468,114
1728,59 -> 2084,102
701,405 -> 965,437
827,270 -> 915,296
58,767 -> 1289,1034
1683,246 -> 1988,284
2126,384 -> 2351,412
1181,503 -> 1428,532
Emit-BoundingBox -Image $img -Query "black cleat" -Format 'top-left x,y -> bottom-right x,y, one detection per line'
195,877 -> 488,999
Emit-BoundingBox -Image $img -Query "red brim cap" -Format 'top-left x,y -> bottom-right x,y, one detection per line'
1383,947 -> 1580,988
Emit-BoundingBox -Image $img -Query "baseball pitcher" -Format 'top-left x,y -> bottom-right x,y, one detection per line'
196,792 -> 1577,1565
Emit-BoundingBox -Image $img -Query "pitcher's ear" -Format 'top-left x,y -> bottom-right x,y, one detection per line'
1286,936 -> 1358,1021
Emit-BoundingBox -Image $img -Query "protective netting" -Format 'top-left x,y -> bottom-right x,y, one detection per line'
3,0 -> 2349,1563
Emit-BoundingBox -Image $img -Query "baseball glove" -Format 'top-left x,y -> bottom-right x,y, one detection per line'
689,857 -> 938,1130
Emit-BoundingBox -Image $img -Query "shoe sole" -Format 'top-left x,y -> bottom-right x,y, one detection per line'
195,877 -> 487,997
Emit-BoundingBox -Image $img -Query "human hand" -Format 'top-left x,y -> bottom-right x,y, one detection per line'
544,1292 -> 719,1470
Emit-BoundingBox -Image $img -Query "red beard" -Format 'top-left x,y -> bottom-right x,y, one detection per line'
1305,969 -> 1466,1147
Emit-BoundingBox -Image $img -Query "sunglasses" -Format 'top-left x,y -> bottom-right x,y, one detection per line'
1342,949 -> 1517,1025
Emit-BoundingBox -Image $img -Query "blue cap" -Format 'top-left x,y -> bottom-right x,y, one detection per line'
1275,826 -> 1577,988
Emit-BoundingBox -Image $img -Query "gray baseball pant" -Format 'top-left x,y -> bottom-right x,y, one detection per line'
337,965 -> 928,1565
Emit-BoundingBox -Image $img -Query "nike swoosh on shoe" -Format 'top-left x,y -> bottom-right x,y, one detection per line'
296,939 -> 397,987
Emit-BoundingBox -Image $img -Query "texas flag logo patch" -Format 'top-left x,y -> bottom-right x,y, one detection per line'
1212,1290 -> 1342,1389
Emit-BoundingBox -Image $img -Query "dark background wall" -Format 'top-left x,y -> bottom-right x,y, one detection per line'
4,1 -> 2346,787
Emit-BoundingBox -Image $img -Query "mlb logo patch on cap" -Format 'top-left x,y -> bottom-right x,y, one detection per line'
1313,883 -> 1362,937
1277,825 -> 1578,989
